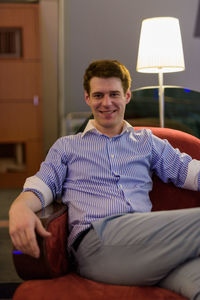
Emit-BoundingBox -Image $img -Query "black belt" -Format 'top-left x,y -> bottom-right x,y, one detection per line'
72,228 -> 91,251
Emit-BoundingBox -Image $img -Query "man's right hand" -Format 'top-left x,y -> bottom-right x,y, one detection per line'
9,191 -> 51,258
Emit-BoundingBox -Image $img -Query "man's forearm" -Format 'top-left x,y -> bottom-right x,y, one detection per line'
9,191 -> 42,214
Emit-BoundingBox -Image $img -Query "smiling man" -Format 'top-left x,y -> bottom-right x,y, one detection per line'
84,77 -> 131,137
83,60 -> 132,137
9,60 -> 200,300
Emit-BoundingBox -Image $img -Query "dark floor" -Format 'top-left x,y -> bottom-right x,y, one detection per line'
0,189 -> 23,299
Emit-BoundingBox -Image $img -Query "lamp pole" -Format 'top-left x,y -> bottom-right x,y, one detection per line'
158,71 -> 164,128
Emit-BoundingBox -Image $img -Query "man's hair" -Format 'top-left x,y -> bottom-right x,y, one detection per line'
83,60 -> 132,94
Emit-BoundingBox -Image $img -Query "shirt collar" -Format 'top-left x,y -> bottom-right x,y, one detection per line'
81,119 -> 134,137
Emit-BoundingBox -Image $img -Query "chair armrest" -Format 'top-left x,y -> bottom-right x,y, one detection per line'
12,201 -> 70,280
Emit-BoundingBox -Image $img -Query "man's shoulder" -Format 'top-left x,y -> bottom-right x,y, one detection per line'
130,127 -> 153,138
60,132 -> 83,141
51,133 -> 83,149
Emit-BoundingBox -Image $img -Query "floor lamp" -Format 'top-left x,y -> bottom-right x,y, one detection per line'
136,17 -> 185,127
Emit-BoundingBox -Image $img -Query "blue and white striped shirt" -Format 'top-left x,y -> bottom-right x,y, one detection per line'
24,120 -> 200,248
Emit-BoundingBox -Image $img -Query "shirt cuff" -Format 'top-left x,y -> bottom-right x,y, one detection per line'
23,175 -> 53,208
183,159 -> 200,191
198,172 -> 200,191
23,188 -> 45,209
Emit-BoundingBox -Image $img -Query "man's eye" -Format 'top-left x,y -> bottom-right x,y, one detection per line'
110,92 -> 120,97
93,94 -> 103,99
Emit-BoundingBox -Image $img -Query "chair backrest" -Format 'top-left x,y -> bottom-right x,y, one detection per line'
135,127 -> 200,211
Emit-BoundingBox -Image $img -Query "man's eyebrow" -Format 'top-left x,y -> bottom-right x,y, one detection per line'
110,90 -> 121,93
91,90 -> 121,96
91,91 -> 103,97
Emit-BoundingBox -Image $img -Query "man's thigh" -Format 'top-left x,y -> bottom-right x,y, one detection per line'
76,208 -> 200,285
158,257 -> 200,300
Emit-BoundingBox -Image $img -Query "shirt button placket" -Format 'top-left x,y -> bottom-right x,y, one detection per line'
110,139 -> 115,159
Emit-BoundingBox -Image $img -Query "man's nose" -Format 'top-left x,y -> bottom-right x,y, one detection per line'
102,94 -> 112,106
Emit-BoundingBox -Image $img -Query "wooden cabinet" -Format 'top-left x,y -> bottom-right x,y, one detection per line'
0,3 -> 43,188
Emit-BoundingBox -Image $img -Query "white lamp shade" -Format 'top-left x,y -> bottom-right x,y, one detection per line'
136,17 -> 185,73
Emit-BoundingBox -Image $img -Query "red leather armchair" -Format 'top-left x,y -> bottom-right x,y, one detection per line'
12,127 -> 200,300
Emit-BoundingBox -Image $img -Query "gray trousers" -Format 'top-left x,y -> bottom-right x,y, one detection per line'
73,208 -> 200,300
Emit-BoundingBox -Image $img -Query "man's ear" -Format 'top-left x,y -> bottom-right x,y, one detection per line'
125,89 -> 132,104
84,91 -> 90,106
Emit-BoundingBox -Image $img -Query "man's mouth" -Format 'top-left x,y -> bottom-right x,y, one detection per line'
99,110 -> 116,115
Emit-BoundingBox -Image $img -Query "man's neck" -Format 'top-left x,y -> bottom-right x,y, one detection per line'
93,120 -> 125,137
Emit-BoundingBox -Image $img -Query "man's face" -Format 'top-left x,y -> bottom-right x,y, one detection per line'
85,77 -> 131,137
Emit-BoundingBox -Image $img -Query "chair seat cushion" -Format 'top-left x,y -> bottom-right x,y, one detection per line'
13,273 -> 187,300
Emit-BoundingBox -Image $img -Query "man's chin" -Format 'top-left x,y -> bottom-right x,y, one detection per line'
98,120 -> 120,130
98,119 -> 115,126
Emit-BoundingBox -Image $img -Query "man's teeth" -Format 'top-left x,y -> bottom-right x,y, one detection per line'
101,111 -> 114,113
